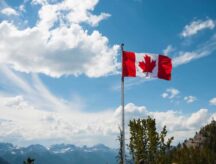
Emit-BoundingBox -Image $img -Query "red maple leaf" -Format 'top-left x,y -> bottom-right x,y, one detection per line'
139,55 -> 156,73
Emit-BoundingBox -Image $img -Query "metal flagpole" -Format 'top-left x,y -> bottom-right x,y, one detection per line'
121,43 -> 126,164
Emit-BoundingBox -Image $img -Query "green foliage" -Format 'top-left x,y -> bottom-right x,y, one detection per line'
170,120 -> 216,164
128,118 -> 216,163
171,145 -> 216,164
200,120 -> 216,153
128,116 -> 174,164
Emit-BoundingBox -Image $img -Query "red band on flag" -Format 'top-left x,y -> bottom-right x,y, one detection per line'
122,51 -> 136,77
158,55 -> 172,80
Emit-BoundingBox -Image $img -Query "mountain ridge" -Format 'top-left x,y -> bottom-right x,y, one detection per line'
0,143 -> 117,164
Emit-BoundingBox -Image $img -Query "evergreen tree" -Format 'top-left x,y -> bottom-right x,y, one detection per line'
128,116 -> 173,164
171,120 -> 216,164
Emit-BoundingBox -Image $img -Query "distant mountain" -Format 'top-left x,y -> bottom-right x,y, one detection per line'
0,143 -> 117,164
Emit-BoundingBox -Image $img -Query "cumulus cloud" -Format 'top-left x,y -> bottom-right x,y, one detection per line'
0,7 -> 18,16
0,87 -> 213,147
181,19 -> 215,38
120,105 -> 211,145
209,97 -> 216,106
0,67 -> 211,146
0,66 -> 118,146
161,88 -> 180,99
186,109 -> 208,127
0,102 -> 117,146
0,69 -> 213,147
184,96 -> 197,104
1,94 -> 214,147
0,0 -> 119,78
0,95 -> 32,110
114,103 -> 148,124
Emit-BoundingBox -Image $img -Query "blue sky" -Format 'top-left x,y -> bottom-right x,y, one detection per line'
0,0 -> 216,147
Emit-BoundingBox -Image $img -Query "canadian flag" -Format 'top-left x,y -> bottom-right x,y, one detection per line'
122,51 -> 172,80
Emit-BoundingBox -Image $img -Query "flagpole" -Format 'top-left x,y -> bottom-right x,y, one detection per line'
121,43 -> 126,164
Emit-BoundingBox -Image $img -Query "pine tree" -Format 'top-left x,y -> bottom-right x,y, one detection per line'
128,116 -> 173,164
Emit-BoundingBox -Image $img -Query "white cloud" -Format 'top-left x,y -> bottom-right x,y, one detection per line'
0,66 -> 118,146
120,104 -> 211,145
0,65 -> 34,94
0,93 -> 119,146
32,0 -> 47,5
0,7 -> 18,16
184,96 -> 197,104
172,34 -> 216,67
0,0 -> 119,78
181,19 -> 215,37
0,69 -> 214,147
0,88 -> 213,147
0,67 -> 210,147
162,88 -> 180,99
0,95 -> 29,110
163,45 -> 175,55
173,51 -> 199,67
209,97 -> 216,106
114,103 -> 148,124
186,109 -> 208,127
19,5 -> 25,12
